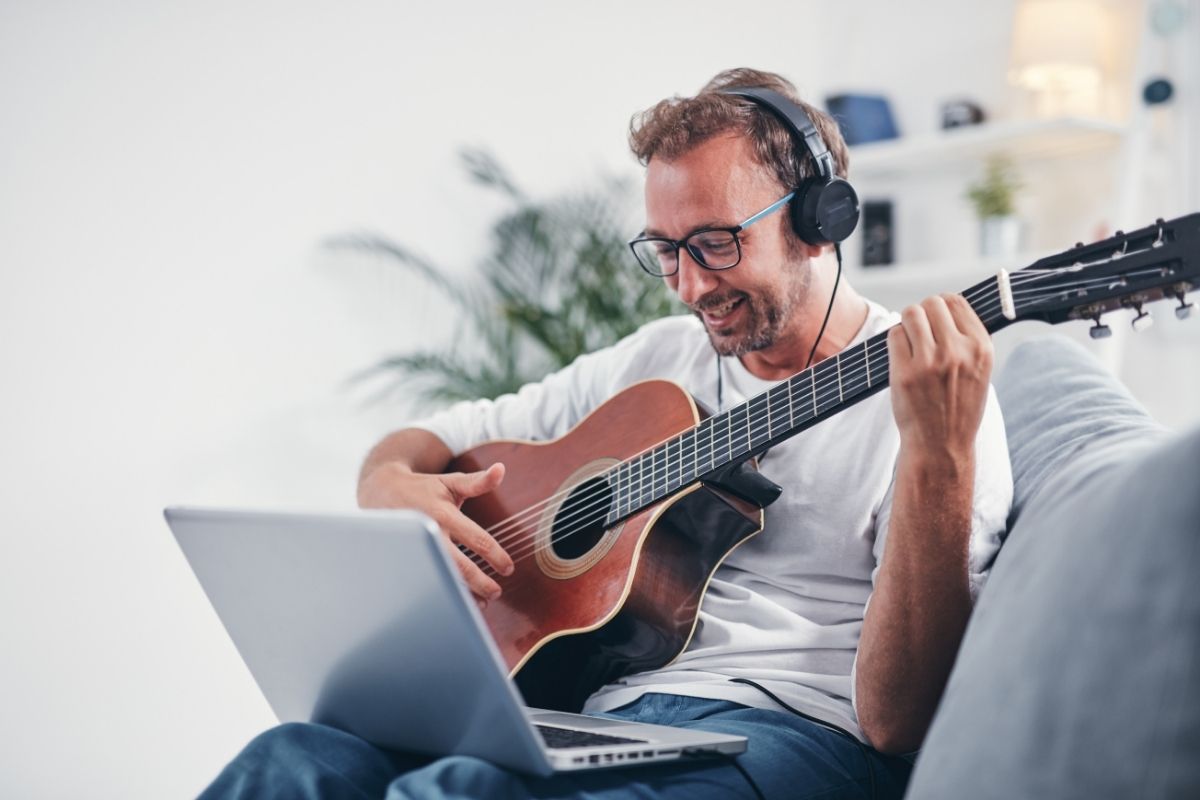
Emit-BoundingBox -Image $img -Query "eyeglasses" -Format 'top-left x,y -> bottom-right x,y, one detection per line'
628,191 -> 796,277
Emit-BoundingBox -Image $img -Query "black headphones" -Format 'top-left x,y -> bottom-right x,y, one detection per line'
721,87 -> 860,246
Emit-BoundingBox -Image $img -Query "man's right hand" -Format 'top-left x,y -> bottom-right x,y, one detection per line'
357,461 -> 514,606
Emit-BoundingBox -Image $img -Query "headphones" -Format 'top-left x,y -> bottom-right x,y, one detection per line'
721,87 -> 860,246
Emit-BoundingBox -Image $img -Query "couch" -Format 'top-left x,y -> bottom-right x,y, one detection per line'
906,336 -> 1200,798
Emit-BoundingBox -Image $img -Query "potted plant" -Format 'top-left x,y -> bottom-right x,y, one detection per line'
966,155 -> 1023,258
326,149 -> 679,409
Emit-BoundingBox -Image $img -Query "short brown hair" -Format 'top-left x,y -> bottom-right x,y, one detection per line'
629,68 -> 850,194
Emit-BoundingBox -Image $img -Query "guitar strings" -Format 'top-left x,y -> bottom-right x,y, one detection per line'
472,264 -> 1164,575
465,264 -> 1170,579
473,283 -> 984,551
493,268 -> 1097,544
473,264 -> 1116,552
466,265 -> 1162,577
472,345 -> 895,576
478,328 -> 893,552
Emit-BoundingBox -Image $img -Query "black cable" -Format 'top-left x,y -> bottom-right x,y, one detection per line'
729,677 -> 876,800
715,240 -> 843,423
803,241 -> 843,371
709,244 -> 870,798
716,350 -> 725,412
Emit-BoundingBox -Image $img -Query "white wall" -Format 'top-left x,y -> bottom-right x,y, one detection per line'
0,1 -> 1193,797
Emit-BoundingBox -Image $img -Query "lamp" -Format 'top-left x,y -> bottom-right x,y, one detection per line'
1010,0 -> 1116,117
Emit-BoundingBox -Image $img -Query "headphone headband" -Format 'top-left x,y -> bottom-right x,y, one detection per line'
719,86 -> 859,245
722,87 -> 834,180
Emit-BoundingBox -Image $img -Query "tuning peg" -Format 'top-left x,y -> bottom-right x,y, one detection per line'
1131,304 -> 1154,332
1175,292 -> 1195,320
1089,315 -> 1112,339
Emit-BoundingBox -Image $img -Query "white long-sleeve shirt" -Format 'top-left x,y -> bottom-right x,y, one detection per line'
411,304 -> 1012,740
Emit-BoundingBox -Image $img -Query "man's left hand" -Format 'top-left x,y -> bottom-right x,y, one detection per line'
887,293 -> 993,459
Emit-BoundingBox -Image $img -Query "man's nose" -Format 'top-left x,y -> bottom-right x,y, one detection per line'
672,248 -> 719,306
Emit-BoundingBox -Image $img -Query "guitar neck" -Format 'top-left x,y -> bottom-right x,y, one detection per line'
607,275 -> 1010,522
609,207 -> 1200,520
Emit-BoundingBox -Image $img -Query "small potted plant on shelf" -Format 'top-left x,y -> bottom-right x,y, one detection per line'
966,155 -> 1023,258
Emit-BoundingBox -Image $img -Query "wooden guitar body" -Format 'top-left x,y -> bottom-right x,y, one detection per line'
449,380 -> 766,712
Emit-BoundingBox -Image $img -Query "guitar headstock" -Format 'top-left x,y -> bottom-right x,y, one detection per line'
980,213 -> 1200,336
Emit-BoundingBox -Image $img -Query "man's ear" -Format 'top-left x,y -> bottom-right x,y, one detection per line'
790,238 -> 827,262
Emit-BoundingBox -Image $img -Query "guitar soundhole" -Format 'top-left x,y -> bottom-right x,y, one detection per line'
551,477 -> 613,560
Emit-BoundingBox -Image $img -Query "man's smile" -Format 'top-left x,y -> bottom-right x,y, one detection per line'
694,294 -> 747,331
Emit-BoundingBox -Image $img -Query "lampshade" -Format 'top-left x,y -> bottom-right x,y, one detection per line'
1010,0 -> 1116,116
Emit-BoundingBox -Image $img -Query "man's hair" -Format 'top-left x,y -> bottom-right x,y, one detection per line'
629,68 -> 850,197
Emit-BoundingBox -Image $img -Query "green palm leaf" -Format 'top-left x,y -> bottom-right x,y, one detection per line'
328,148 -> 681,409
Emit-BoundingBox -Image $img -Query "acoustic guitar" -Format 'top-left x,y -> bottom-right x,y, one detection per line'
448,214 -> 1200,712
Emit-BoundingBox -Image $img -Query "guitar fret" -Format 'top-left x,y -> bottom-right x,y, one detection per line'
839,347 -> 857,403
692,429 -> 700,481
786,378 -> 795,429
836,353 -> 844,403
638,453 -> 647,507
767,386 -> 779,441
864,338 -> 871,387
628,459 -> 637,511
750,393 -> 769,450
708,419 -> 717,472
618,331 -> 903,515
645,450 -> 654,502
672,438 -> 681,489
627,461 -> 635,513
657,443 -> 667,494
665,439 -> 673,492
627,461 -> 635,512
725,412 -> 733,461
662,440 -> 671,493
808,369 -> 817,418
765,388 -> 774,440
615,462 -> 625,517
739,400 -> 748,450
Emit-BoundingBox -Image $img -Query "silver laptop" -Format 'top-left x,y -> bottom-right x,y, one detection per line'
164,506 -> 746,775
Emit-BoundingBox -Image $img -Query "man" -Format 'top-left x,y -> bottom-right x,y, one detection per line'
203,68 -> 1011,799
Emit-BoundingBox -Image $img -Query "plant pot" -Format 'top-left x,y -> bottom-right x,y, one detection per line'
979,215 -> 1021,259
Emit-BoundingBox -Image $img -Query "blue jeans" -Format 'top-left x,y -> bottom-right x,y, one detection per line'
200,693 -> 912,799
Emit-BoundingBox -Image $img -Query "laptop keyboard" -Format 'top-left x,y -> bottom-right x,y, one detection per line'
534,724 -> 648,749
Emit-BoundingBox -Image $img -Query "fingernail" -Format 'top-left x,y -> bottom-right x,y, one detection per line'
502,564 -> 514,576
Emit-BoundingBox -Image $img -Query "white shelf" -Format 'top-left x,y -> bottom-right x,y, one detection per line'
849,117 -> 1126,179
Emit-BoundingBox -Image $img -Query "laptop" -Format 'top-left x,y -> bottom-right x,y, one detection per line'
164,506 -> 747,776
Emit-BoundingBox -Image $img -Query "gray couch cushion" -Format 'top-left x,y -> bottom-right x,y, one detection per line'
997,337 -> 1164,526
908,337 -> 1199,799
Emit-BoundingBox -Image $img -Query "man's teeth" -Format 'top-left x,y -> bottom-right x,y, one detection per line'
707,299 -> 741,317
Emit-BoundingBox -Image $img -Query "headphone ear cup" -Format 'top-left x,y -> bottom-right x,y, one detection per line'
792,178 -> 861,246
791,179 -> 827,246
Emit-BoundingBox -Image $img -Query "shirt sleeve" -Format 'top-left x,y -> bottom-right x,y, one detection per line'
405,329 -> 650,456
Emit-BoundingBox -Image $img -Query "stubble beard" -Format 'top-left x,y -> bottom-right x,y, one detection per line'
694,266 -> 811,358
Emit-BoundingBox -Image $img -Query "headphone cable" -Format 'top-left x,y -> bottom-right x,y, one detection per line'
716,240 -> 845,412
803,241 -> 843,371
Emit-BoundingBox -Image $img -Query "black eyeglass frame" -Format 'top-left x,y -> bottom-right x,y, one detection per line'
628,191 -> 796,277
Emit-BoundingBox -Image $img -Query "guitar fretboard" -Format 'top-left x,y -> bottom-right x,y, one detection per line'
603,277 -> 1002,524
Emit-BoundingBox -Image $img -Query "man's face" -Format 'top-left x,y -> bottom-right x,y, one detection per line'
643,133 -> 812,358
